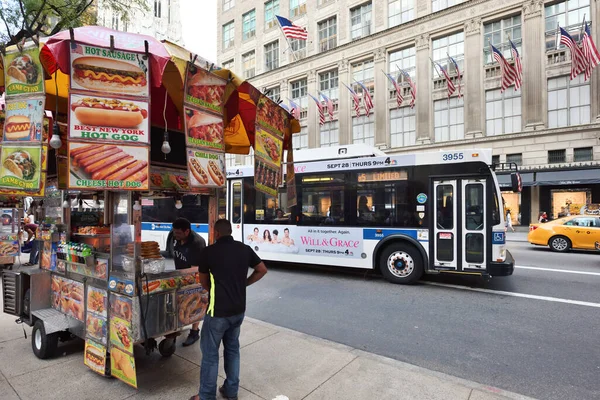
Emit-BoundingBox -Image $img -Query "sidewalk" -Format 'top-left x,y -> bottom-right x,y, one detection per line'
0,309 -> 535,400
506,230 -> 528,242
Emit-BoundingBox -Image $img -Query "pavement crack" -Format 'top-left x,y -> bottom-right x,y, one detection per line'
240,330 -> 280,349
467,388 -> 473,400
300,355 -> 359,400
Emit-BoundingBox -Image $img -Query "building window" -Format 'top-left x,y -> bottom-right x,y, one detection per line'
506,153 -> 522,166
266,86 -> 280,102
242,148 -> 254,166
432,32 -> 464,77
545,0 -> 590,50
265,41 -> 279,71
226,154 -> 237,167
293,126 -> 309,149
223,0 -> 235,12
483,15 -> 522,64
222,59 -> 234,70
389,0 -> 414,28
112,14 -> 119,30
351,59 -> 374,97
574,147 -> 593,162
352,114 -> 375,145
290,38 -> 306,59
318,17 -> 337,52
290,0 -> 307,18
223,21 -> 235,50
291,78 -> 308,110
319,69 -> 339,101
434,97 -> 464,142
242,10 -> 256,40
320,121 -> 339,147
485,89 -> 522,135
548,149 -> 566,164
243,51 -> 256,79
492,155 -> 500,165
350,2 -> 372,40
432,0 -> 464,13
154,0 -> 162,17
548,75 -> 590,128
265,0 -> 279,30
390,107 -> 416,148
389,46 -> 416,95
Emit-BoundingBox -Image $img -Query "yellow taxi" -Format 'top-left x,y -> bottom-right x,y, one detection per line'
528,215 -> 600,252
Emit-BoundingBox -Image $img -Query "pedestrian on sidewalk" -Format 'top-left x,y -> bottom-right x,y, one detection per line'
506,210 -> 515,232
171,218 -> 206,346
190,219 -> 268,400
539,211 -> 548,223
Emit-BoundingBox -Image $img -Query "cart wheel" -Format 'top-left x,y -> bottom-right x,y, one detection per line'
31,320 -> 58,359
158,338 -> 176,357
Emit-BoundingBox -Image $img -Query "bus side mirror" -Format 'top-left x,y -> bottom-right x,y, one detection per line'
510,172 -> 522,193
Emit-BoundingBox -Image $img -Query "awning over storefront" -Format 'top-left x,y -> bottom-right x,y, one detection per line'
498,169 -> 600,188
497,173 -> 534,189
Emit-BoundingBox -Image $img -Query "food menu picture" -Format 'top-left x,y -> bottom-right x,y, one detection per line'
254,127 -> 283,168
84,340 -> 107,376
2,45 -> 44,96
256,95 -> 290,139
3,97 -> 45,142
0,145 -> 42,190
86,286 -> 108,345
110,316 -> 133,354
187,149 -> 226,188
184,63 -> 226,114
50,277 -> 85,321
68,142 -> 149,190
184,107 -> 224,151
255,158 -> 280,198
177,286 -> 209,328
70,43 -> 149,98
149,167 -> 191,191
69,94 -> 150,144
111,346 -> 137,388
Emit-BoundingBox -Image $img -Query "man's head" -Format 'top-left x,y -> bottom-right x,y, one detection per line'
276,208 -> 284,218
273,229 -> 279,237
214,219 -> 232,240
173,218 -> 192,242
284,228 -> 290,238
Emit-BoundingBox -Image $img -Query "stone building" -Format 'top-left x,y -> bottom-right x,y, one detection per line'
216,0 -> 600,225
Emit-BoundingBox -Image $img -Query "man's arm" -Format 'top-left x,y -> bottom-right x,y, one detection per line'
197,271 -> 210,292
247,261 -> 267,286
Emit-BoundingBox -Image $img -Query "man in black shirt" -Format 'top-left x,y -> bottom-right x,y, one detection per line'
191,219 -> 267,400
172,218 -> 206,346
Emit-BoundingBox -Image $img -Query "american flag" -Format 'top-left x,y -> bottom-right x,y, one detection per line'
582,21 -> 600,81
356,81 -> 374,115
308,93 -> 325,125
447,56 -> 462,98
343,82 -> 362,117
288,98 -> 301,120
384,72 -> 404,107
559,27 -> 586,80
319,92 -> 335,121
509,39 -> 522,89
399,70 -> 416,109
490,43 -> 517,92
276,15 -> 308,40
435,62 -> 455,98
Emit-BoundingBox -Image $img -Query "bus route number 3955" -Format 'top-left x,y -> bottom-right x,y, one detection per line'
442,153 -> 464,161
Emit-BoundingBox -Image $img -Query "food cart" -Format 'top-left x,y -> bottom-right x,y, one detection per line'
0,27 -> 298,388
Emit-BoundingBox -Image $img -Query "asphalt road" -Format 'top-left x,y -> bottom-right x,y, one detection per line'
245,241 -> 600,400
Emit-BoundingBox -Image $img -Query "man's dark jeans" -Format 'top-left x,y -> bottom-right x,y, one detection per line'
199,312 -> 244,400
28,240 -> 40,264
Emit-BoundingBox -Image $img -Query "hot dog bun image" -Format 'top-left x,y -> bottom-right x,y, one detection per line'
207,160 -> 225,186
4,115 -> 31,140
71,98 -> 148,128
189,159 -> 209,185
72,57 -> 147,95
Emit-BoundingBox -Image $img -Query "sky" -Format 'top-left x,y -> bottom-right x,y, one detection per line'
180,0 -> 217,62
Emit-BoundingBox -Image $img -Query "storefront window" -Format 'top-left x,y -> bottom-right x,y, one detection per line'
502,192 -> 521,226
550,189 -> 591,219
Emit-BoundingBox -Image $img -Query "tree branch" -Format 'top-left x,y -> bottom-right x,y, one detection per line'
0,8 -> 15,44
28,0 -> 48,34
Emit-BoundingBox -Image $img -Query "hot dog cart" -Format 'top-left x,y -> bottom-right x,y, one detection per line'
0,27 -> 298,388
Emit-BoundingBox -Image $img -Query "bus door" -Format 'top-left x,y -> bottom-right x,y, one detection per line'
229,179 -> 244,242
461,179 -> 486,271
433,180 -> 457,270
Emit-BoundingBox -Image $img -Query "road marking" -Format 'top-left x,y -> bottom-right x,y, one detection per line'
515,265 -> 600,276
423,282 -> 600,308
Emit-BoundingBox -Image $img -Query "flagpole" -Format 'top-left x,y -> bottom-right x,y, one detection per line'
277,19 -> 299,62
579,14 -> 586,44
556,22 -> 560,51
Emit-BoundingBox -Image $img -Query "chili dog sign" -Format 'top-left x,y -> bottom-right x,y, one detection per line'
69,94 -> 149,144
187,149 -> 226,188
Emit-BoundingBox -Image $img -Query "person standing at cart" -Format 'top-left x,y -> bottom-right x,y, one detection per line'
172,218 -> 207,346
23,216 -> 39,266
190,219 -> 267,400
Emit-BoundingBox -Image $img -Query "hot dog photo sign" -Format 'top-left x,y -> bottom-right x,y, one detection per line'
3,97 -> 45,142
187,149 -> 226,188
70,43 -> 149,98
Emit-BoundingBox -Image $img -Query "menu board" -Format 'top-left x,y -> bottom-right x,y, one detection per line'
149,167 -> 191,191
69,94 -> 149,144
255,158 -> 281,198
86,286 -> 108,345
177,286 -> 209,328
184,107 -> 224,150
256,95 -> 290,140
108,289 -> 137,388
68,142 -> 149,190
187,149 -> 225,188
184,63 -> 226,114
2,44 -> 44,96
0,145 -> 42,190
0,236 -> 19,257
110,346 -> 137,388
50,276 -> 84,321
255,127 -> 283,167
4,97 -> 45,142
84,340 -> 107,376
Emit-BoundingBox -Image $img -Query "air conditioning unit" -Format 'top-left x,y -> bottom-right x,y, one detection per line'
2,270 -> 23,316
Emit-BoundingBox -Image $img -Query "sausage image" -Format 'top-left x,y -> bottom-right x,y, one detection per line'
86,152 -> 129,175
105,160 -> 147,181
91,156 -> 134,180
190,159 -> 208,185
207,160 -> 224,186
78,148 -> 121,168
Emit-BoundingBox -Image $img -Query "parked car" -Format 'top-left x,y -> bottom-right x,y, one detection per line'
528,215 -> 600,252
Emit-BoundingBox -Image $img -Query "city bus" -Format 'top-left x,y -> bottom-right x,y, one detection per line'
224,145 -> 517,284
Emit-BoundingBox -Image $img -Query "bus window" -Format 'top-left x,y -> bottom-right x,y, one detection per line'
218,188 -> 227,220
232,182 -> 242,223
465,184 -> 484,230
301,174 -> 345,226
436,185 -> 454,230
243,179 -> 289,224
355,169 -> 410,227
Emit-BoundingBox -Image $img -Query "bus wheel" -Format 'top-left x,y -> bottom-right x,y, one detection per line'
379,244 -> 423,284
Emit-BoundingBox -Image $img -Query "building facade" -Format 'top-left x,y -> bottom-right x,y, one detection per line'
216,0 -> 600,226
96,0 -> 183,44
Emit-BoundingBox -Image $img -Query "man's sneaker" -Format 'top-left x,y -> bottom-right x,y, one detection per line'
219,385 -> 238,400
182,329 -> 199,347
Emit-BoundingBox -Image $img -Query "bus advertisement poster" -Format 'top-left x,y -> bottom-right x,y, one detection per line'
255,158 -> 280,197
246,225 -> 364,259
